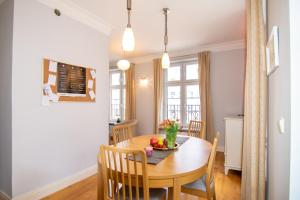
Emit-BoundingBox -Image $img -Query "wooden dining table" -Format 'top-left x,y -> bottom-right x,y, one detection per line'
97,134 -> 212,200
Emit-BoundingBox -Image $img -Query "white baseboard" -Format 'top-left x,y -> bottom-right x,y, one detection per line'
217,145 -> 225,152
0,192 -> 11,200
13,165 -> 97,200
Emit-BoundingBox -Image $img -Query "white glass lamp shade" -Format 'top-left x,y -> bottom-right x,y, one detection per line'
122,27 -> 135,51
117,59 -> 130,71
161,52 -> 170,69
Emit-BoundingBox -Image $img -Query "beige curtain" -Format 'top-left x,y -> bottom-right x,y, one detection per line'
125,63 -> 136,120
241,0 -> 267,199
153,59 -> 164,134
198,51 -> 214,142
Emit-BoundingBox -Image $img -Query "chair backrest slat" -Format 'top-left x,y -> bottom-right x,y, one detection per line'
206,132 -> 219,186
106,150 -> 114,199
100,145 -> 149,200
188,120 -> 205,139
112,120 -> 138,145
112,151 -> 120,200
118,152 -> 126,200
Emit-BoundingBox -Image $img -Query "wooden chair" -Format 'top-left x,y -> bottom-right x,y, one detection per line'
100,145 -> 166,200
181,132 -> 219,200
112,120 -> 137,145
125,119 -> 138,136
188,120 -> 205,139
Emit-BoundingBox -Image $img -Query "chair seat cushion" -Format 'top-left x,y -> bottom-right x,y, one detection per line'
116,186 -> 166,200
182,175 -> 214,192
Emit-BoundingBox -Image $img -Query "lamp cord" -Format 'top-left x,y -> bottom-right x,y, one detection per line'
127,0 -> 132,27
164,9 -> 168,52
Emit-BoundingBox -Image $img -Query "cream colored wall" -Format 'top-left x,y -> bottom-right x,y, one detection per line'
135,62 -> 155,135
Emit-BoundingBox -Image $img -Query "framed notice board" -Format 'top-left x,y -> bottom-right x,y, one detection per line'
42,59 -> 96,103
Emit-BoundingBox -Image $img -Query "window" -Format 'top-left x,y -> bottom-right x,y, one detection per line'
163,61 -> 200,126
110,70 -> 126,121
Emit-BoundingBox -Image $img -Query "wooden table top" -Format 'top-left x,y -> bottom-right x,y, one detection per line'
115,134 -> 212,180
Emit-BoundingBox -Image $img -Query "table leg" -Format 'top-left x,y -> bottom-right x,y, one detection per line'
167,187 -> 173,200
168,180 -> 181,200
97,161 -> 104,200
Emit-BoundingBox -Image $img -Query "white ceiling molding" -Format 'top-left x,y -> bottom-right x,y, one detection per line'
111,39 -> 245,65
36,0 -> 113,36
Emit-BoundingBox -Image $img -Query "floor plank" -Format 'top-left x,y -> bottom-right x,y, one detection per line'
42,152 -> 241,200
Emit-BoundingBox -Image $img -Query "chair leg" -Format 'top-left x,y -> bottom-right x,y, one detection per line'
167,187 -> 173,200
206,191 -> 211,200
212,186 -> 216,200
213,192 -> 216,200
161,192 -> 167,200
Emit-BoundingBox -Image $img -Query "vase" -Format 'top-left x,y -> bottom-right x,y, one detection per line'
166,130 -> 177,149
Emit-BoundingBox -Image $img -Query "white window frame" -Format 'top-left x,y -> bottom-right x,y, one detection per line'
163,60 -> 200,127
109,70 -> 126,121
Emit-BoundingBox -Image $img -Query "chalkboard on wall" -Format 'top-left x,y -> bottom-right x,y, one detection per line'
42,59 -> 96,103
57,63 -> 87,96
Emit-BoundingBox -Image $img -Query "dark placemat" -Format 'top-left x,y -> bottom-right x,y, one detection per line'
128,136 -> 189,165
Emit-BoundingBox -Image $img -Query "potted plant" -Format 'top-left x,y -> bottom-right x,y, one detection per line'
160,119 -> 180,149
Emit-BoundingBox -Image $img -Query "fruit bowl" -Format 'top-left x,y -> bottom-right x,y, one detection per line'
152,143 -> 179,151
149,136 -> 179,151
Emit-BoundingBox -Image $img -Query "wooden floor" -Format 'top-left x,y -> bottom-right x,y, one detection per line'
43,153 -> 241,200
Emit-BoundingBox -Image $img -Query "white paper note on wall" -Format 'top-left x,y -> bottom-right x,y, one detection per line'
90,70 -> 96,79
88,80 -> 94,89
48,74 -> 56,86
49,61 -> 58,73
89,90 -> 96,100
43,84 -> 53,96
49,93 -> 59,103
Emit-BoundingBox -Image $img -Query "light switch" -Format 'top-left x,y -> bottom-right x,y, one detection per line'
278,118 -> 285,134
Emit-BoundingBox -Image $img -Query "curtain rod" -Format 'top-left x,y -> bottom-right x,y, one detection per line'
171,53 -> 198,63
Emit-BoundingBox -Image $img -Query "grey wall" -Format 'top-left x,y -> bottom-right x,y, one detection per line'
134,49 -> 245,150
210,49 -> 245,149
267,0 -> 291,199
11,0 -> 109,196
0,0 -> 13,197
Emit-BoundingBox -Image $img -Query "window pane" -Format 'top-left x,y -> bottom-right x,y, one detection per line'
111,73 -> 120,86
168,104 -> 181,121
167,86 -> 181,121
111,89 -> 120,100
186,64 -> 198,80
111,89 -> 120,120
167,66 -> 180,81
186,85 -> 199,98
186,85 -> 200,124
168,86 -> 180,98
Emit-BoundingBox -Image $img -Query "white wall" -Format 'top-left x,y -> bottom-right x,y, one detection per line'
267,0 -> 291,199
0,0 -> 13,197
289,0 -> 300,199
211,49 -> 245,150
134,49 -> 245,150
11,0 -> 109,197
135,62 -> 155,135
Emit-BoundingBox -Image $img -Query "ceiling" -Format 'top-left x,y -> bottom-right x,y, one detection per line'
69,0 -> 246,61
